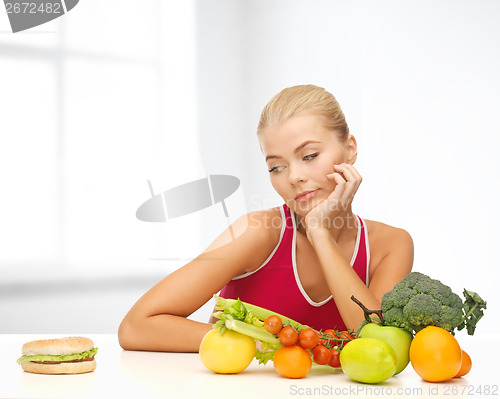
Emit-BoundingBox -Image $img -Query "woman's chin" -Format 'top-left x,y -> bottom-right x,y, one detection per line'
289,198 -> 322,216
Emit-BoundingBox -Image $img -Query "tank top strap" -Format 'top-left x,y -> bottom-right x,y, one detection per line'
352,215 -> 370,287
267,204 -> 294,264
283,204 -> 369,286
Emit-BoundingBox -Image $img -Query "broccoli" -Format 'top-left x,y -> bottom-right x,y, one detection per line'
381,272 -> 486,335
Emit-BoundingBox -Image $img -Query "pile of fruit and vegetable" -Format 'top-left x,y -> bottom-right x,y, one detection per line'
199,272 -> 486,383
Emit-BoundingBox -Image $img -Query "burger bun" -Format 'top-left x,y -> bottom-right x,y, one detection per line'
21,359 -> 96,375
22,336 -> 94,356
20,336 -> 97,375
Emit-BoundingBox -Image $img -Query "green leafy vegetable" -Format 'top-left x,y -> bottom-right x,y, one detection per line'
224,315 -> 281,346
458,289 -> 487,335
211,295 -> 308,363
212,295 -> 307,332
16,347 -> 98,365
255,347 -> 279,365
381,272 -> 486,335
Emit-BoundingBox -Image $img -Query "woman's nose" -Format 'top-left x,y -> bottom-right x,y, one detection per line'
288,164 -> 307,185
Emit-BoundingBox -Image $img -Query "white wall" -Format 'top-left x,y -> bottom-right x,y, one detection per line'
196,0 -> 500,333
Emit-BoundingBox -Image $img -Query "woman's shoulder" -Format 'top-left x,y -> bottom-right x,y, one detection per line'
363,219 -> 413,260
244,205 -> 284,243
200,206 -> 284,276
238,206 -> 284,272
363,219 -> 412,239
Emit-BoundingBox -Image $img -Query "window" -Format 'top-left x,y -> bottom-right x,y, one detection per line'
0,0 -> 203,277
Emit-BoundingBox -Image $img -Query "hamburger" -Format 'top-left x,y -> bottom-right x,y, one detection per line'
17,336 -> 98,374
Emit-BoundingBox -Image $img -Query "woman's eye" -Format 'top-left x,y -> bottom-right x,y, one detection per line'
303,153 -> 319,161
268,166 -> 283,173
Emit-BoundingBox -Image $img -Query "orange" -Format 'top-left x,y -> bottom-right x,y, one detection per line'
409,326 -> 462,382
273,345 -> 312,379
455,350 -> 472,378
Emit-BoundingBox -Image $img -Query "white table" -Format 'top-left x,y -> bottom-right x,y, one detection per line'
1,333 -> 498,399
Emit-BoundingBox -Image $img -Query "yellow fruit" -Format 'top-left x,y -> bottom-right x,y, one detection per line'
199,328 -> 256,374
410,326 -> 462,382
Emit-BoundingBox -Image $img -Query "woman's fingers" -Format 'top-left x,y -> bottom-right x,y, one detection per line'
348,164 -> 363,192
333,163 -> 362,203
327,172 -> 346,201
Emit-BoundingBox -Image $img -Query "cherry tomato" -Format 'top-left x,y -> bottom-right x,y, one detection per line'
279,326 -> 298,346
329,330 -> 355,347
264,315 -> 283,335
328,348 -> 341,368
312,345 -> 333,365
339,330 -> 355,340
298,328 -> 319,349
333,331 -> 351,350
319,329 -> 337,347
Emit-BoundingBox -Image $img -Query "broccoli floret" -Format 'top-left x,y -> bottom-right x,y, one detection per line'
381,272 -> 486,335
382,285 -> 416,311
382,307 -> 413,333
402,271 -> 431,288
404,294 -> 443,330
437,305 -> 465,332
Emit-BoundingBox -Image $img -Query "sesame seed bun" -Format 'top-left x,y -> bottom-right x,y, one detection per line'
22,336 -> 94,356
19,337 -> 97,375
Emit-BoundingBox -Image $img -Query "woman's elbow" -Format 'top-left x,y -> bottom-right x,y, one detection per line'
118,316 -> 140,351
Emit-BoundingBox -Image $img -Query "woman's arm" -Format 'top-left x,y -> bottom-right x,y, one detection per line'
308,226 -> 413,331
118,211 -> 279,352
303,163 -> 413,330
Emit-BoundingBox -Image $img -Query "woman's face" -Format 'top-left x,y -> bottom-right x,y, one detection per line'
258,113 -> 357,217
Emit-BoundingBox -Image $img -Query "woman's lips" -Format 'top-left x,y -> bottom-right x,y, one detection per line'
295,190 -> 318,202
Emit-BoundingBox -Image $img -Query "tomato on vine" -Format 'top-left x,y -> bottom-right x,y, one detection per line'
312,345 -> 332,365
298,328 -> 319,349
319,329 -> 355,350
338,330 -> 355,341
279,326 -> 298,346
264,315 -> 283,335
319,329 -> 337,347
328,348 -> 341,368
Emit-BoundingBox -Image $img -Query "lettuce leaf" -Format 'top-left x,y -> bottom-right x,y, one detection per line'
16,347 -> 98,364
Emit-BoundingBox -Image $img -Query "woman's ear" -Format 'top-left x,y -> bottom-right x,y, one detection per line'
345,134 -> 358,164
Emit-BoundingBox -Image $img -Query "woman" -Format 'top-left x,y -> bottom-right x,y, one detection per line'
118,85 -> 414,352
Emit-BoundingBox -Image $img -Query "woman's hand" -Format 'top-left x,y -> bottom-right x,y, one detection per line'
303,163 -> 362,240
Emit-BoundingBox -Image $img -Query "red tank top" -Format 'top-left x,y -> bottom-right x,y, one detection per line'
219,204 -> 370,332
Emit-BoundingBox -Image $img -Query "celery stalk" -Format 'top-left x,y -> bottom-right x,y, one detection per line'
225,316 -> 282,346
214,295 -> 307,330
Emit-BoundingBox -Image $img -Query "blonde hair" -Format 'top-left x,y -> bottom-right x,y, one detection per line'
257,84 -> 349,140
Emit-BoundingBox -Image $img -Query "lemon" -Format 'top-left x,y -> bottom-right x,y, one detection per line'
199,328 -> 256,373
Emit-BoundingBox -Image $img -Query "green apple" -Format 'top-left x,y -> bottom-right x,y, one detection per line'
358,323 -> 413,374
